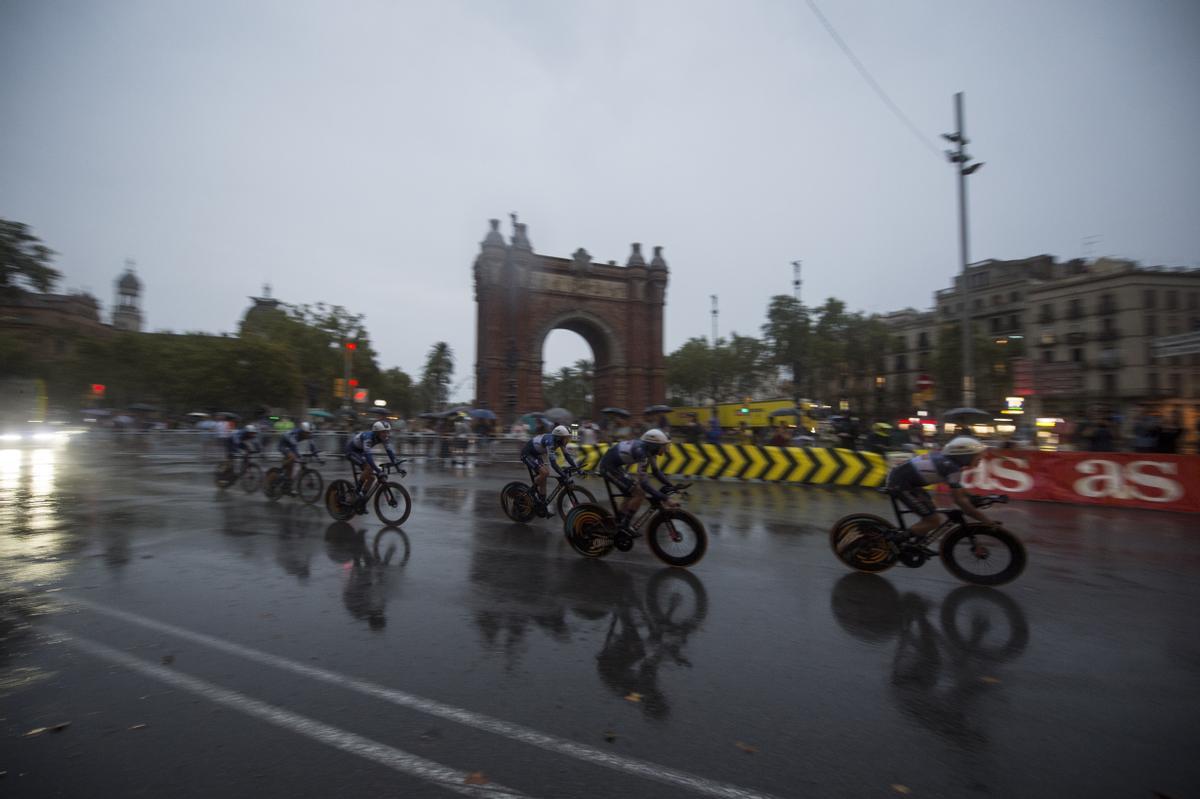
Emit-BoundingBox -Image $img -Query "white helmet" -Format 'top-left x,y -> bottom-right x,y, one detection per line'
244,424 -> 258,434
552,425 -> 570,438
372,420 -> 391,433
943,436 -> 986,457
299,421 -> 312,433
641,428 -> 670,445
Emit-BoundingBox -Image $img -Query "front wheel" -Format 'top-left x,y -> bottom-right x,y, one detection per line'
374,482 -> 412,526
325,479 -> 357,522
501,481 -> 536,523
563,503 -> 615,559
298,468 -> 324,505
214,462 -> 236,489
240,462 -> 263,493
646,509 -> 707,568
263,467 -> 284,501
940,524 -> 1026,586
829,513 -> 898,573
556,485 -> 597,520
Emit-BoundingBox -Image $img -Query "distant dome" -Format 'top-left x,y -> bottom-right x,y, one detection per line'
118,270 -> 141,293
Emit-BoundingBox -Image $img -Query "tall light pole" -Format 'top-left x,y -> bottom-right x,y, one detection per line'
710,294 -> 719,404
943,91 -> 984,407
791,260 -> 802,402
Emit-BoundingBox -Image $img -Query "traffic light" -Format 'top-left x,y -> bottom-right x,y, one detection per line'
90,383 -> 106,399
353,389 -> 368,404
739,406 -> 749,415
345,342 -> 357,351
348,378 -> 359,387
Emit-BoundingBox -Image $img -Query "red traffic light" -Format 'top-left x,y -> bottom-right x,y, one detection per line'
345,342 -> 357,350
91,383 -> 106,396
353,390 -> 367,402
348,379 -> 359,387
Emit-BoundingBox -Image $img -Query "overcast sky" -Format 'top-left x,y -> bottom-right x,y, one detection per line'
3,0 -> 1198,400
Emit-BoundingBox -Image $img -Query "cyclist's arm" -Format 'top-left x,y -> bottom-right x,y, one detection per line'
385,442 -> 399,465
950,486 -> 992,524
560,444 -> 579,472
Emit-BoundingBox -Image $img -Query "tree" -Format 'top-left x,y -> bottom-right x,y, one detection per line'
666,335 -> 771,404
376,367 -> 415,417
1,219 -> 61,296
761,295 -> 810,397
419,342 -> 454,411
932,323 -> 1015,409
542,359 -> 593,418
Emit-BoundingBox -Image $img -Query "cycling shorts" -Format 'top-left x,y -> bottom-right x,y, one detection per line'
346,447 -> 378,471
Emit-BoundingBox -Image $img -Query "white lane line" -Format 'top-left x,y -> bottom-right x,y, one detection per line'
53,629 -> 531,799
61,595 -> 783,799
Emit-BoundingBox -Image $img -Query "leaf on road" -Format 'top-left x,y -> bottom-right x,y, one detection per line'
891,784 -> 911,794
603,730 -> 617,743
128,723 -> 148,731
463,772 -> 489,785
624,693 -> 642,703
980,676 -> 1001,684
23,722 -> 70,737
734,741 -> 758,754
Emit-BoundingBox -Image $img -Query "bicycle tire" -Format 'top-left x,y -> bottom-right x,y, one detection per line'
325,479 -> 356,522
646,508 -> 707,568
263,467 -> 284,501
214,463 -> 236,489
556,485 -> 597,520
646,568 -> 708,631
240,463 -> 263,493
298,468 -> 324,505
500,481 -> 536,523
373,526 -> 412,568
374,481 -> 412,526
939,585 -> 1029,659
939,524 -> 1026,586
829,513 -> 898,573
563,503 -> 615,558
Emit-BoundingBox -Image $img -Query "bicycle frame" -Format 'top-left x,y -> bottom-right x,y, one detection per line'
523,463 -> 578,505
885,491 -> 968,549
597,473 -> 661,534
349,460 -> 407,500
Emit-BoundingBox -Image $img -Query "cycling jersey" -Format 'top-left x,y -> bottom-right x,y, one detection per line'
278,429 -> 317,458
886,451 -> 967,518
226,429 -> 260,457
346,430 -> 398,472
520,433 -> 577,476
598,439 -> 670,500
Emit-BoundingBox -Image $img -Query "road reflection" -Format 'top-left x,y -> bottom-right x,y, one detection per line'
831,573 -> 1029,750
324,522 -> 411,631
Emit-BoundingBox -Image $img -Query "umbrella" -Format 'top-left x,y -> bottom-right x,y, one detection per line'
944,407 -> 991,421
217,412 -> 241,420
543,407 -> 574,424
418,412 -> 438,419
469,408 -> 496,420
600,407 -> 630,417
128,403 -> 158,412
366,407 -> 393,416
187,411 -> 210,418
768,407 -> 802,418
307,409 -> 335,419
644,404 -> 671,415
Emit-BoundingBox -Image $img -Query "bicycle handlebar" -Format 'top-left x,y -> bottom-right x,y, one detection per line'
970,493 -> 1009,508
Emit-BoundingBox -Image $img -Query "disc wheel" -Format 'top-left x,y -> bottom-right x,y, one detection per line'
501,482 -> 536,523
646,509 -> 707,568
829,513 -> 898,573
939,524 -> 1026,586
563,503 -> 615,559
325,479 -> 357,522
263,468 -> 284,501
374,481 -> 412,526
298,468 -> 324,505
556,485 -> 597,520
240,463 -> 263,493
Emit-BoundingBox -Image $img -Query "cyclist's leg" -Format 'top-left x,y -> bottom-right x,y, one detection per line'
360,451 -> 379,496
897,488 -> 941,537
534,464 -> 550,501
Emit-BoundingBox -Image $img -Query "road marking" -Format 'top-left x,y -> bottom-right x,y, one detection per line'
61,595 -> 783,799
52,629 -> 531,799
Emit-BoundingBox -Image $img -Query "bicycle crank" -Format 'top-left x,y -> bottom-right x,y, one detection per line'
898,545 -> 933,568
614,531 -> 634,552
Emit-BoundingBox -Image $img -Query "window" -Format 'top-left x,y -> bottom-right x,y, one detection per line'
1009,290 -> 1019,303
918,332 -> 930,348
1146,315 -> 1158,336
1144,288 -> 1157,309
1039,304 -> 1055,323
973,299 -> 983,310
1099,294 -> 1116,314
1068,299 -> 1083,319
941,306 -> 951,318
1168,316 -> 1180,335
1170,373 -> 1183,396
990,317 -> 1001,332
1103,373 -> 1117,394
895,354 -> 908,371
1041,349 -> 1054,363
1166,291 -> 1178,311
1189,292 -> 1198,310
1009,314 -> 1019,330
1149,373 -> 1159,393
1071,347 -> 1083,363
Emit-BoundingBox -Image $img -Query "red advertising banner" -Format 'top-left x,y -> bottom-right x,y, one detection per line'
948,450 -> 1200,514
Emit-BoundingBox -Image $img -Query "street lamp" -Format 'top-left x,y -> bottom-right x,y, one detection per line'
944,92 -> 985,407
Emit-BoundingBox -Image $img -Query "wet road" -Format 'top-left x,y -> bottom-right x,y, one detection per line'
2,441 -> 1199,798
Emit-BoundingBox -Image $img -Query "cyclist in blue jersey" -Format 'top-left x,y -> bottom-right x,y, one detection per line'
278,421 -> 319,490
346,421 -> 401,510
597,428 -> 677,534
225,424 -> 261,465
885,436 -> 996,538
521,425 -> 578,514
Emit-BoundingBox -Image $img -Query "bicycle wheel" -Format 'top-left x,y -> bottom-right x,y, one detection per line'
240,463 -> 263,493
939,586 -> 1029,659
263,468 -> 284,501
373,526 -> 412,567
556,485 -> 597,520
374,481 -> 412,526
298,468 -> 324,505
646,509 -> 707,568
214,462 -> 236,489
500,482 -> 536,523
563,503 -> 615,558
939,524 -> 1027,586
829,513 -> 898,573
325,479 -> 357,522
646,568 -> 708,631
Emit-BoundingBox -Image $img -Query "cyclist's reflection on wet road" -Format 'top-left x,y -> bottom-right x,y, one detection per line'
324,522 -> 411,631
831,573 -> 1030,750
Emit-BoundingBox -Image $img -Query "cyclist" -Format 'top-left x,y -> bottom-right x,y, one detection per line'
225,423 -> 261,468
885,436 -> 996,539
346,421 -> 401,512
866,421 -> 893,454
521,424 -> 578,515
597,428 -> 677,535
278,421 -> 319,491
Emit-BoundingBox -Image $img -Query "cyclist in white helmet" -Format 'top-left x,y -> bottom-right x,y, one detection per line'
346,420 -> 400,508
521,424 -> 578,514
278,421 -> 319,490
224,423 -> 261,466
886,436 -> 996,537
598,428 -> 677,534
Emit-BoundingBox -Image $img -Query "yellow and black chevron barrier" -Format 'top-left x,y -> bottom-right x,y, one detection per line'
572,443 -> 889,488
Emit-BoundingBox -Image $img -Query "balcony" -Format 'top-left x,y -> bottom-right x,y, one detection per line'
1037,313 -> 1055,324
1098,298 -> 1118,315
1096,354 -> 1122,370
1097,328 -> 1121,341
1065,331 -> 1088,345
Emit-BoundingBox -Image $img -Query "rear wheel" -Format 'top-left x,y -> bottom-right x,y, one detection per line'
563,503 -> 615,558
214,462 -> 236,489
940,524 -> 1026,586
829,513 -> 898,573
501,482 -> 536,523
263,467 -> 284,501
556,485 -> 597,520
240,463 -> 263,493
298,468 -> 324,505
374,482 -> 412,526
325,479 -> 356,521
646,509 -> 707,568
646,568 -> 708,630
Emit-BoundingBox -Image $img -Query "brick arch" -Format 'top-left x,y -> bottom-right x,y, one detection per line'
473,218 -> 668,421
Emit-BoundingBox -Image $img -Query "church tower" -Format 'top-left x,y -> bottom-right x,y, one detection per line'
113,259 -> 143,332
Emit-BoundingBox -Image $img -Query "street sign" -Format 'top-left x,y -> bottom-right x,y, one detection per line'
915,374 -> 934,392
